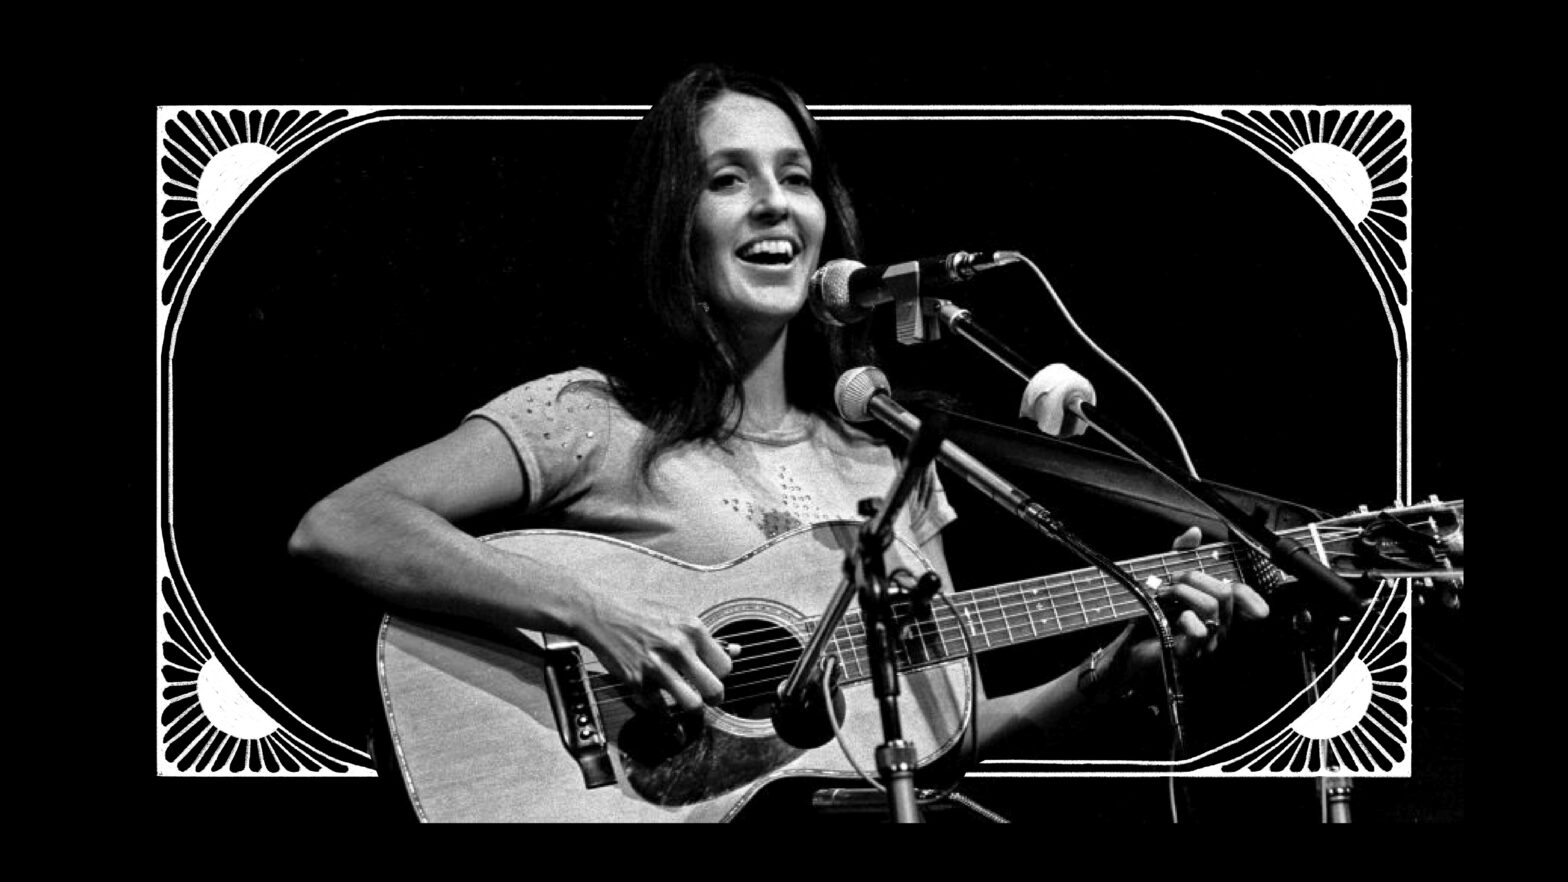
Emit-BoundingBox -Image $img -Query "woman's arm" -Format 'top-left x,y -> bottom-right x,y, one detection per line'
288,419 -> 732,711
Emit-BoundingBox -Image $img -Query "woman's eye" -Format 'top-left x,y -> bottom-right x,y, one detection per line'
784,171 -> 814,188
709,172 -> 744,190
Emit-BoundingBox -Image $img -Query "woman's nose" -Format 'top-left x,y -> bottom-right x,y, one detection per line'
750,175 -> 790,220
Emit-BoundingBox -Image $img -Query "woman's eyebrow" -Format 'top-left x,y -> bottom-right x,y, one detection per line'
704,146 -> 812,167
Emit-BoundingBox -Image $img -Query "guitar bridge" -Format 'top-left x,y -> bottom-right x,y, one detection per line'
541,641 -> 615,789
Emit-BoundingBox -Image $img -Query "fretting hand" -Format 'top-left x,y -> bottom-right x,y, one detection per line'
1079,526 -> 1270,701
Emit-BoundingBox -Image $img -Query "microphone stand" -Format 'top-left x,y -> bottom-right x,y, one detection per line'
1295,609 -> 1355,823
839,367 -> 1190,811
850,412 -> 950,823
930,300 -> 1369,617
769,405 -> 948,823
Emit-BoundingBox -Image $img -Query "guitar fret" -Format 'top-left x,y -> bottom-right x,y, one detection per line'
839,614 -> 866,681
993,583 -> 1029,643
905,608 -> 933,666
1018,582 -> 1041,639
1070,569 -> 1092,629
938,608 -> 962,659
1041,578 -> 1066,634
990,585 -> 1014,646
828,629 -> 852,680
1202,546 -> 1224,571
1081,573 -> 1115,625
961,604 -> 990,649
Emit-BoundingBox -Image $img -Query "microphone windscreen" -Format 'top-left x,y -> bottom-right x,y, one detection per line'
1019,363 -> 1096,437
810,259 -> 868,326
834,366 -> 890,422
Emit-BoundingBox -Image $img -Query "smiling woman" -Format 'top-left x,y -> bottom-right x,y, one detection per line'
694,92 -> 826,342
280,65 -> 976,820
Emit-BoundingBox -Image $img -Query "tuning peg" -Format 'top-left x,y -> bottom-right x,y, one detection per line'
1358,505 -> 1370,514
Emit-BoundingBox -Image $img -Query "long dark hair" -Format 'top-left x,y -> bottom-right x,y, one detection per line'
594,64 -> 874,474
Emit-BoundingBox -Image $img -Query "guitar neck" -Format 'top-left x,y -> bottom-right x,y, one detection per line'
823,523 -> 1341,685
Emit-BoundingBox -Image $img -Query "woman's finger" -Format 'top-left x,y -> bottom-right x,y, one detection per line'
1179,570 -> 1236,629
670,645 -> 726,706
653,658 -> 707,713
693,630 -> 736,681
1175,609 -> 1210,656
1161,581 -> 1221,620
1232,581 -> 1271,620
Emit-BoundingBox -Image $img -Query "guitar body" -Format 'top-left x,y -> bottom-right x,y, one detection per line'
377,522 -> 973,823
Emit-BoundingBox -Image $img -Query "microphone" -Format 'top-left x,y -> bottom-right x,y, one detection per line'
810,251 -> 1021,326
834,366 -> 1043,519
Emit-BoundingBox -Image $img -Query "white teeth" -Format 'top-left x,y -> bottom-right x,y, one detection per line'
739,239 -> 796,259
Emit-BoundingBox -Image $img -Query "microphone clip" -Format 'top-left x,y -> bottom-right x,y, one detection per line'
886,261 -> 943,346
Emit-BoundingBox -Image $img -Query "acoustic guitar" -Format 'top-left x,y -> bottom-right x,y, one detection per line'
377,498 -> 1462,822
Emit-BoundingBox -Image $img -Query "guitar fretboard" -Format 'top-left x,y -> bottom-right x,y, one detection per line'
817,493 -> 1467,681
819,526 -> 1337,684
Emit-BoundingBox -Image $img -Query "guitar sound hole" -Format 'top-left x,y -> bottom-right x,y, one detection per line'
713,619 -> 800,721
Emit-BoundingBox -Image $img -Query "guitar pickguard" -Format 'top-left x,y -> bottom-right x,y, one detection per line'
621,719 -> 804,806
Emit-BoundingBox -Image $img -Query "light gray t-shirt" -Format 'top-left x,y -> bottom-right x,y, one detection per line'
466,368 -> 956,565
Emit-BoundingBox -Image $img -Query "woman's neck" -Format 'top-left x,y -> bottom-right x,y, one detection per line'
734,324 -> 796,429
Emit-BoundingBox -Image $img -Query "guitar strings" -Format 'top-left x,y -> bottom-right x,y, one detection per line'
679,541 -> 1258,660
697,542 -> 1258,654
752,577 -> 1430,699
562,514 -> 1443,710
577,545 -> 1267,705
729,523 -> 1361,659
603,514 -> 1423,671
579,577 -> 1418,711
583,557 -> 1412,709
578,552 -> 1223,698
576,518 -> 1396,706
579,546 -> 1256,699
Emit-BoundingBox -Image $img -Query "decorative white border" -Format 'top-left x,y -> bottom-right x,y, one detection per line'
157,105 -> 1413,782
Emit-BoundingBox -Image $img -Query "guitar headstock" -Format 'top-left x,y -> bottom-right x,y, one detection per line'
1320,496 -> 1464,609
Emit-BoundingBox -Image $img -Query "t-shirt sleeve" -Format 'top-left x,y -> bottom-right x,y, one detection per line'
907,463 -> 958,547
462,369 -> 616,514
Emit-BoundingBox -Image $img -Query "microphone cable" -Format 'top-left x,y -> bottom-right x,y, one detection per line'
1012,252 -> 1198,823
1012,253 -> 1201,480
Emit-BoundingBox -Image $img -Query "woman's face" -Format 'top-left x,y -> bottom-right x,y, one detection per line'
693,91 -> 826,340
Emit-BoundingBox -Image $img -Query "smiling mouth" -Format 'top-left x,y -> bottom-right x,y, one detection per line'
736,239 -> 799,267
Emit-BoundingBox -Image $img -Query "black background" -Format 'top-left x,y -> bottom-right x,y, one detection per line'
154,49 -> 1463,825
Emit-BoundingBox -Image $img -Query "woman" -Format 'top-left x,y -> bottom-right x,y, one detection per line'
289,64 -> 1265,815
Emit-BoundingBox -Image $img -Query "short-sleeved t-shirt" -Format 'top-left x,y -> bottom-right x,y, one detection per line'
466,368 -> 957,566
